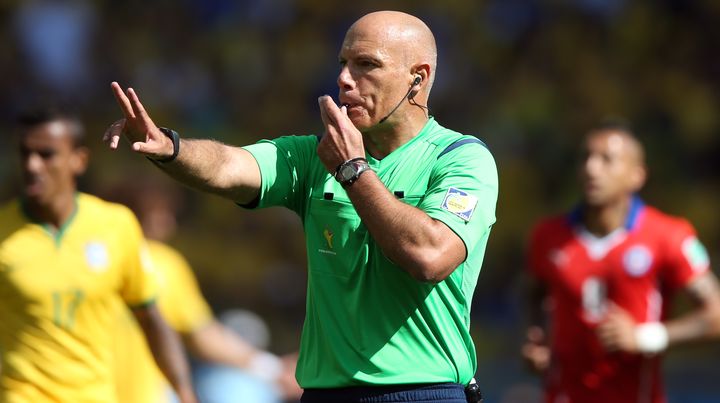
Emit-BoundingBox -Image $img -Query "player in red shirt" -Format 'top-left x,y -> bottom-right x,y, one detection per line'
522,122 -> 720,403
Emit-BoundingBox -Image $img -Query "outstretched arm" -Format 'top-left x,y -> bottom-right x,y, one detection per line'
133,303 -> 197,403
183,321 -> 302,399
104,83 -> 260,204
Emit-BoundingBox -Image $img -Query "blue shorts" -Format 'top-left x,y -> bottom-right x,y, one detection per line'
301,383 -> 467,403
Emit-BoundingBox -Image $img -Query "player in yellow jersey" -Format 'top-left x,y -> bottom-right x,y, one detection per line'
0,106 -> 197,403
110,181 -> 301,403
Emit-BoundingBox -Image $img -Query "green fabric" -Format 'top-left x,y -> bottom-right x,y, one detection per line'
242,117 -> 498,388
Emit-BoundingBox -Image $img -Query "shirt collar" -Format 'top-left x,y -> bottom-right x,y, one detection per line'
568,194 -> 645,231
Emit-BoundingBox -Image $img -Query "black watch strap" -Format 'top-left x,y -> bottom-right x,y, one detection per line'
151,127 -> 180,163
334,157 -> 371,187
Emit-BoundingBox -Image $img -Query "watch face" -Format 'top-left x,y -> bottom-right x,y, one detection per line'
340,164 -> 356,180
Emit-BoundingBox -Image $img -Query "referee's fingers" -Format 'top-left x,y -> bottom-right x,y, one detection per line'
128,88 -> 152,123
318,95 -> 335,128
111,82 -> 135,119
320,95 -> 351,130
103,119 -> 126,150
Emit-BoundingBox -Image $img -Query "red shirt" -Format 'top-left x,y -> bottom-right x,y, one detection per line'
529,198 -> 709,403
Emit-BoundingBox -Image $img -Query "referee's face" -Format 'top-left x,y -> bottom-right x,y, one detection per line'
18,120 -> 88,207
337,20 -> 414,131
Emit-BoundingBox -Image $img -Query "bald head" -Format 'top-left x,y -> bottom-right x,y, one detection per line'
346,11 -> 437,92
336,11 -> 438,132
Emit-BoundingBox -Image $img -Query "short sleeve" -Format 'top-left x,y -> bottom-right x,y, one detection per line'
118,209 -> 158,307
660,219 -> 710,291
419,142 -> 498,258
242,135 -> 318,214
151,242 -> 213,333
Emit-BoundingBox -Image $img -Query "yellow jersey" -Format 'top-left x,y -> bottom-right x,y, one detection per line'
0,193 -> 157,403
113,240 -> 213,403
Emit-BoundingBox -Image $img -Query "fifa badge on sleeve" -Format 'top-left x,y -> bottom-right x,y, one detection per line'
441,187 -> 478,222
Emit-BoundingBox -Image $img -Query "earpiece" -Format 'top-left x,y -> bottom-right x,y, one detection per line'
378,75 -> 426,124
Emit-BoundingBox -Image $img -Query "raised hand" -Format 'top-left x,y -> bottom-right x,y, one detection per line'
103,82 -> 173,160
316,95 -> 365,173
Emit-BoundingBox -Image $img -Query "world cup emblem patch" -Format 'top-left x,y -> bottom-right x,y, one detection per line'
441,187 -> 478,222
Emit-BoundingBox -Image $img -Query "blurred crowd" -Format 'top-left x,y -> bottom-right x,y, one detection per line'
1,0 -> 719,401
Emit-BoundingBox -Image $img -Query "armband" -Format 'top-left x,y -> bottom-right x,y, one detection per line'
634,322 -> 668,354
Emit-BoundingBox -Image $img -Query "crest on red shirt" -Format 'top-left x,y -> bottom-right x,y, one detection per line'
623,245 -> 653,277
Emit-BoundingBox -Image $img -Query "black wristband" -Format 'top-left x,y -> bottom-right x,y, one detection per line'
150,127 -> 180,163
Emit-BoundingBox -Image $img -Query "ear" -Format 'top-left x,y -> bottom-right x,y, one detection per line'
629,164 -> 647,192
70,146 -> 90,176
411,63 -> 431,89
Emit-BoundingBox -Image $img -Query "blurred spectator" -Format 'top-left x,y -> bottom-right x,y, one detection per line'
106,179 -> 301,403
12,0 -> 97,94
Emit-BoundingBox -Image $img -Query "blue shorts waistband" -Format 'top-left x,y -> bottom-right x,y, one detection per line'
301,382 -> 467,403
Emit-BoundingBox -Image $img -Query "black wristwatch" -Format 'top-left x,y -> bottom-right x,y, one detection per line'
151,127 -> 180,163
334,157 -> 371,187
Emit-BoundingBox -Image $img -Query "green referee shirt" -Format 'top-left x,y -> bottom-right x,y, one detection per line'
243,117 -> 498,388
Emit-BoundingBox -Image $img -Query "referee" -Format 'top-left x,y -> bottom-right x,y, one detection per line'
105,11 -> 496,403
